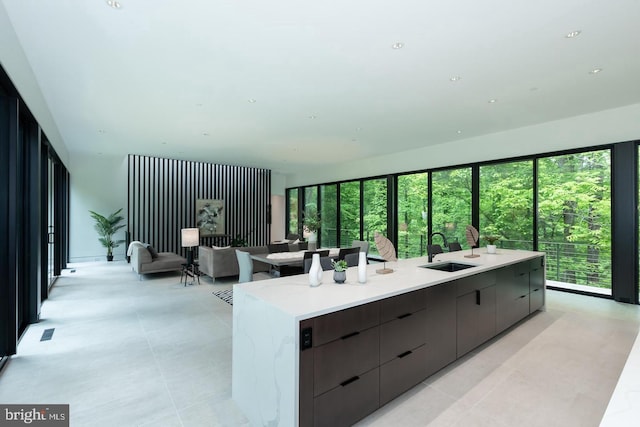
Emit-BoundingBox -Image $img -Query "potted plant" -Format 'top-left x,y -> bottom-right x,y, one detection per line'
303,205 -> 321,243
331,259 -> 348,283
89,208 -> 126,261
483,235 -> 501,254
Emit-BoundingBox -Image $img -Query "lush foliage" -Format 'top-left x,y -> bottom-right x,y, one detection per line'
292,149 -> 612,290
331,259 -> 348,272
89,208 -> 126,256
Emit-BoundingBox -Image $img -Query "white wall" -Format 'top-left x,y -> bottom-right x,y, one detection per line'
0,4 -> 69,168
285,103 -> 640,187
69,153 -> 128,262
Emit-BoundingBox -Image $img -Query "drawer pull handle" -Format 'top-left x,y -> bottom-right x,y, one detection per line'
532,288 -> 540,292
340,376 -> 360,387
341,331 -> 360,340
476,289 -> 481,305
398,350 -> 413,359
519,295 -> 527,299
397,313 -> 412,319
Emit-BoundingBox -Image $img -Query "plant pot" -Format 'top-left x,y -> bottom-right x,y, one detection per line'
107,255 -> 114,261
487,245 -> 497,254
333,270 -> 346,284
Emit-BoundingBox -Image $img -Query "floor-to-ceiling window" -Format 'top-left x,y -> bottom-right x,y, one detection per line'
339,181 -> 361,247
479,160 -> 534,250
537,150 -> 612,294
287,188 -> 298,237
320,184 -> 338,248
362,178 -> 387,255
397,172 -> 428,258
431,167 -> 472,249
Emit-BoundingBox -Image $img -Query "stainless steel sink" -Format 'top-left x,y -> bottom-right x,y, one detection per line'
419,262 -> 476,272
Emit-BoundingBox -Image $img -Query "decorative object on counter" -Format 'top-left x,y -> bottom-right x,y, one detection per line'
374,232 -> 397,274
89,208 -> 126,261
358,252 -> 368,283
331,259 -> 347,283
464,225 -> 481,258
308,253 -> 322,287
483,234 -> 501,254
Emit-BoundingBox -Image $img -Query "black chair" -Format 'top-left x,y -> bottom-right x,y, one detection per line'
338,247 -> 360,261
268,243 -> 290,253
286,233 -> 300,241
448,242 -> 462,252
344,252 -> 360,267
303,250 -> 330,273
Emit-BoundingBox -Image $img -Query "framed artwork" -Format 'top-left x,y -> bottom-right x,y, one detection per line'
196,199 -> 225,236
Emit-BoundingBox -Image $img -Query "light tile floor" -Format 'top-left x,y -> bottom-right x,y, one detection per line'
0,261 -> 638,427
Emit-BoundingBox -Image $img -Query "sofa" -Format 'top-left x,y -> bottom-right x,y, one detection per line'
199,243 -> 306,281
130,243 -> 187,277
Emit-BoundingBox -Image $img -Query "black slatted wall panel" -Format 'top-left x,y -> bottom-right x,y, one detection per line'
127,155 -> 271,257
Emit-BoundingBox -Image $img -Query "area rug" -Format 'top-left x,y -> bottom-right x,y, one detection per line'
213,289 -> 233,305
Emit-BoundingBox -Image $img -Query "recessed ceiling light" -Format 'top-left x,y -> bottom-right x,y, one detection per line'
565,30 -> 581,38
449,76 -> 462,82
98,129 -> 106,134
308,115 -> 317,119
589,68 -> 603,74
248,99 -> 257,103
203,132 -> 209,136
106,0 -> 122,9
488,99 -> 497,103
457,130 -> 463,134
391,42 -> 404,49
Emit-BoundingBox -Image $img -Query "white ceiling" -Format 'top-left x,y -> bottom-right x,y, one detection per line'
2,0 -> 640,175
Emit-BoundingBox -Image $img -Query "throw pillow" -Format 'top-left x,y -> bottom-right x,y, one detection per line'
145,244 -> 159,259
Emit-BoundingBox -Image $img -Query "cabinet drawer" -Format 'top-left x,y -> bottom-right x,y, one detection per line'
380,289 -> 426,323
530,286 -> 544,313
313,302 -> 380,347
313,367 -> 380,427
380,344 -> 428,406
456,271 -> 496,297
380,308 -> 427,363
314,327 -> 380,396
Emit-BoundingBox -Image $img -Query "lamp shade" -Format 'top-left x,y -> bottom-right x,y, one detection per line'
181,228 -> 200,247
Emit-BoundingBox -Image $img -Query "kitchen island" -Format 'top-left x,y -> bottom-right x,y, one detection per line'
232,248 -> 545,426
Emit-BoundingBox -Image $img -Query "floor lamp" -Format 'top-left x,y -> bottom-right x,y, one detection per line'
181,228 -> 200,266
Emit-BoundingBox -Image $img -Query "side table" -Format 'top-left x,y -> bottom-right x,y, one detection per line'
180,262 -> 201,286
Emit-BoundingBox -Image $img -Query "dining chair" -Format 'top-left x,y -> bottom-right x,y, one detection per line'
268,243 -> 290,253
351,240 -> 369,255
344,252 -> 360,267
448,242 -> 462,252
338,247 -> 360,261
303,250 -> 329,273
235,250 -> 254,283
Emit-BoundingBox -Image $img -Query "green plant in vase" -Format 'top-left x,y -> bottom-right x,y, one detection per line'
332,259 -> 348,284
89,208 -> 126,261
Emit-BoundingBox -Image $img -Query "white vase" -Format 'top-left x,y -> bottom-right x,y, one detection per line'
309,253 -> 321,287
358,251 -> 367,284
487,244 -> 497,254
308,232 -> 317,243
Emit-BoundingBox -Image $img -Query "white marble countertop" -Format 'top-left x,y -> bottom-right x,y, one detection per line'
236,248 -> 544,321
600,331 -> 640,426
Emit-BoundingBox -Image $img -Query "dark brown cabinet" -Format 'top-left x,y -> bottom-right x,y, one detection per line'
496,265 -> 530,333
424,283 -> 457,377
379,289 -> 428,405
299,256 -> 544,426
299,301 -> 381,427
456,271 -> 497,358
